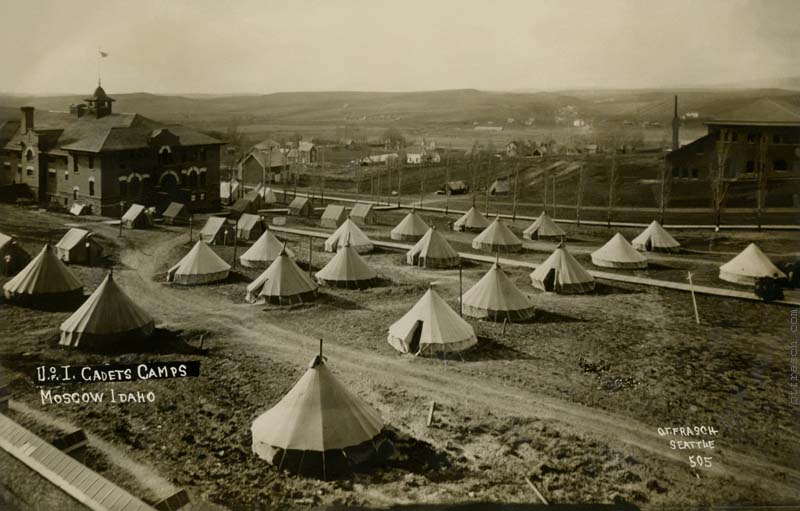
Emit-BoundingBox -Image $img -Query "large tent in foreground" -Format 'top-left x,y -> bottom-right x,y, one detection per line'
324,219 -> 373,253
462,262 -> 535,322
591,233 -> 648,269
406,227 -> 460,269
251,348 -> 388,478
246,247 -> 318,305
530,244 -> 595,294
59,272 -> 155,349
453,207 -> 490,232
316,241 -> 379,289
167,240 -> 231,285
387,288 -> 477,356
2,244 -> 84,307
471,217 -> 523,253
632,220 -> 680,253
240,228 -> 295,268
522,211 -> 566,240
719,243 -> 787,285
390,211 -> 429,241
0,233 -> 31,276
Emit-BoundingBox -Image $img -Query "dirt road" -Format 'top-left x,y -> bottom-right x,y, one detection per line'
110,225 -> 800,501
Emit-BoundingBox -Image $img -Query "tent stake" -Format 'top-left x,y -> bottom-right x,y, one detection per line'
308,236 -> 313,277
427,400 -> 436,427
687,271 -> 700,324
524,476 -> 549,505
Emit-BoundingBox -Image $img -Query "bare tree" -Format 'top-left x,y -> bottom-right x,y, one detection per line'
607,151 -> 620,228
575,164 -> 585,227
756,133 -> 769,230
710,129 -> 733,228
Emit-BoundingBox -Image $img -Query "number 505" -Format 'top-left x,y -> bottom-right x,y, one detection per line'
689,456 -> 712,468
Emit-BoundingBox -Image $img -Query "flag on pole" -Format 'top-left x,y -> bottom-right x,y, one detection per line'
99,50 -> 109,58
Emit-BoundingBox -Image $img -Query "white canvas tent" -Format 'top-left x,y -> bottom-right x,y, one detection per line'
0,233 -> 31,276
488,179 -> 510,195
162,202 -> 190,225
390,211 -> 429,241
324,219 -> 373,253
246,247 -> 318,305
59,272 -> 155,349
387,288 -> 477,356
288,197 -> 310,216
462,262 -> 535,322
55,228 -> 103,265
251,350 -> 385,478
236,213 -> 264,241
69,203 -> 90,216
240,228 -> 295,268
2,244 -> 84,307
167,240 -> 231,285
530,244 -> 595,294
471,217 -> 523,253
121,204 -> 152,229
631,220 -> 680,252
719,243 -> 786,285
350,203 -> 376,225
523,211 -> 566,240
406,227 -> 460,269
260,187 -> 278,205
320,205 -> 348,229
591,233 -> 648,269
316,241 -> 378,289
453,207 -> 490,232
200,216 -> 233,245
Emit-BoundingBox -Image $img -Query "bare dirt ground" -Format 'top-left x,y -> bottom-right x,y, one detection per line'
1,202 -> 799,510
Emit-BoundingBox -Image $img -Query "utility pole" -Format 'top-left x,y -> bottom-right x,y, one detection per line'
552,174 -> 557,219
444,148 -> 451,215
576,164 -> 584,227
511,160 -> 520,222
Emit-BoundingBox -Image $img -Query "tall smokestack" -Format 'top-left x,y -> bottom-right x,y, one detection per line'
21,106 -> 34,133
671,95 -> 679,151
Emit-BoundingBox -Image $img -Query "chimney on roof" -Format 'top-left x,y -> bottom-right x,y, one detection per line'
21,106 -> 34,133
671,95 -> 679,151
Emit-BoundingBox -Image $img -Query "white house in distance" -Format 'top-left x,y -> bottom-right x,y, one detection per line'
405,147 -> 441,165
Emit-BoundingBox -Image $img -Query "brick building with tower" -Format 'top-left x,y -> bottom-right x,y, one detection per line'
0,84 -> 225,216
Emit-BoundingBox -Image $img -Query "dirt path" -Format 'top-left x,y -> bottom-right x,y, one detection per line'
109,228 -> 800,500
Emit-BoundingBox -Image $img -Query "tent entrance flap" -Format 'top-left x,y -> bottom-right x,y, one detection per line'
406,320 -> 423,354
543,268 -> 557,292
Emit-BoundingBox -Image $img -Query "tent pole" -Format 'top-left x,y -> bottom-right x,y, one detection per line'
308,236 -> 313,277
459,264 -> 463,317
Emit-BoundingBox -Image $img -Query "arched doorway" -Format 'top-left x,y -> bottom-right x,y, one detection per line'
128,176 -> 141,198
160,173 -> 178,193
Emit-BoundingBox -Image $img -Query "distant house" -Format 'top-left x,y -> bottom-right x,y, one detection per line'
237,148 -> 288,187
444,180 -> 469,195
285,141 -> 317,164
505,140 -> 533,158
405,148 -> 441,165
489,179 -> 510,195
361,153 -> 399,165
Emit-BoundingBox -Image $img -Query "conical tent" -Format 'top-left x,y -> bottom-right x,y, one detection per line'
251,353 -> 386,478
316,242 -> 378,289
530,244 -> 595,294
60,273 -> 155,349
2,244 -> 83,307
631,220 -> 680,252
453,207 -> 490,232
719,243 -> 787,285
0,233 -> 31,276
246,248 -> 318,304
462,263 -> 535,322
390,211 -> 429,241
406,227 -> 460,269
387,288 -> 477,355
472,217 -> 523,253
324,218 -> 373,253
240,228 -> 295,268
523,211 -> 566,240
167,240 -> 231,285
591,233 -> 648,269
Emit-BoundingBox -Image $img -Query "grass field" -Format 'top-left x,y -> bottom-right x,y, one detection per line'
1,202 -> 799,508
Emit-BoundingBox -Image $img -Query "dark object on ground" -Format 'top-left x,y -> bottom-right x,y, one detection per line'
754,277 -> 784,302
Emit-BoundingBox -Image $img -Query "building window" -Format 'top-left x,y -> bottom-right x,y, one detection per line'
200,147 -> 207,161
773,135 -> 782,144
200,192 -> 205,200
120,181 -> 128,197
26,168 -> 33,176
199,172 -> 206,186
89,180 -> 95,196
188,172 -> 198,188
691,168 -> 699,179
774,159 -> 788,171
745,161 -> 755,172
88,156 -> 94,169
730,132 -> 738,142
672,167 -> 680,178
680,168 -> 688,178
747,133 -> 757,144
25,149 -> 34,161
73,189 -> 78,200
64,171 -> 69,181
191,193 -> 196,202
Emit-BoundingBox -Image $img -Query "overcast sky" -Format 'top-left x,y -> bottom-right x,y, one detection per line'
1,0 -> 797,95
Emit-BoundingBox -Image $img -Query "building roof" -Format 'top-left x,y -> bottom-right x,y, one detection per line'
4,109 -> 223,154
707,98 -> 800,127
